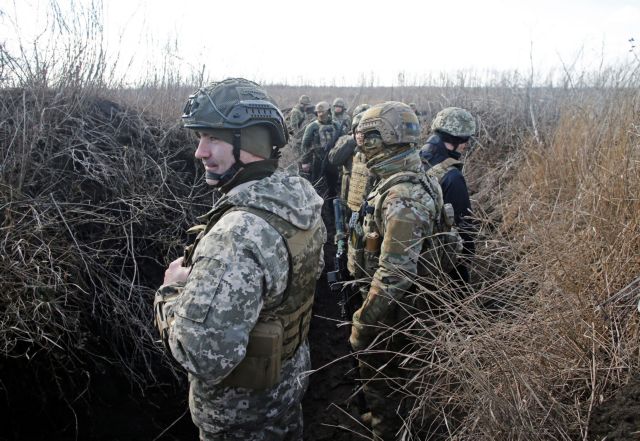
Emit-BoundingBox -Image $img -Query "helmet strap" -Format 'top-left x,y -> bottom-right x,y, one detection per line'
232,129 -> 247,167
205,129 -> 246,187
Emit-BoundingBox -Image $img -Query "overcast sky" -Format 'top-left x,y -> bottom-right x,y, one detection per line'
1,0 -> 639,86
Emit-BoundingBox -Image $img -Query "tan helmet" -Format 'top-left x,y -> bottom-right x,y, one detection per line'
358,101 -> 420,146
315,101 -> 331,113
299,95 -> 311,106
431,107 -> 476,137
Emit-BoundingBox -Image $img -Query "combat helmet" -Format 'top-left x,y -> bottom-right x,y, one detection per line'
352,103 -> 370,116
299,94 -> 311,106
431,107 -> 475,138
358,101 -> 420,164
315,101 -> 331,113
183,78 -> 288,148
332,97 -> 346,112
182,78 -> 288,184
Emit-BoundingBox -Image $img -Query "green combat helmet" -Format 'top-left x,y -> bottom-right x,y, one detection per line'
431,107 -> 476,137
352,103 -> 370,117
182,78 -> 288,183
299,95 -> 311,106
332,97 -> 346,111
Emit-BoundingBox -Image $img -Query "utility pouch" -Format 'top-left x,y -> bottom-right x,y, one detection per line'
220,319 -> 284,390
363,232 -> 381,275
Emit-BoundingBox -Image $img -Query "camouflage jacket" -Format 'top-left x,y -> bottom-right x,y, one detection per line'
332,112 -> 352,136
288,105 -> 305,134
328,134 -> 357,203
301,118 -> 342,164
349,150 -> 439,351
155,167 -> 326,434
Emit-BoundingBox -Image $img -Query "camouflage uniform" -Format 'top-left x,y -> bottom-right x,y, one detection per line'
287,96 -> 312,158
288,95 -> 311,135
156,169 -> 326,441
349,102 -> 441,441
154,79 -> 326,441
301,102 -> 343,195
332,98 -> 351,136
328,104 -> 370,208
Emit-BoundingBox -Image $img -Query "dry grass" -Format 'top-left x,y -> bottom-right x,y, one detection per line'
1,2 -> 640,438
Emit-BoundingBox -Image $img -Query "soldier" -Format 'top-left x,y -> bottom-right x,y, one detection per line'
288,94 -> 311,136
408,102 -> 421,117
301,101 -> 342,197
154,78 -> 326,441
328,103 -> 370,212
420,107 -> 476,286
349,102 -> 444,440
332,97 -> 351,136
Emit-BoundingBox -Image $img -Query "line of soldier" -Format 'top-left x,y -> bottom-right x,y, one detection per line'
153,79 -> 476,441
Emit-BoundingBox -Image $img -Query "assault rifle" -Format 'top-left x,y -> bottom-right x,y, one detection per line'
327,198 -> 348,320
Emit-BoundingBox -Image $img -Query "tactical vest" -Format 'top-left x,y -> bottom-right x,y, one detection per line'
348,171 -> 461,281
346,152 -> 374,212
425,157 -> 462,183
313,121 -> 340,155
184,203 -> 321,389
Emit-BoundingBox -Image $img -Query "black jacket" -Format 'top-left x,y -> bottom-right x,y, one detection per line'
420,134 -> 475,255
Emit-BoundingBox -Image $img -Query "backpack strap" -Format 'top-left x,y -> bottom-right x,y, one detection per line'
425,157 -> 462,183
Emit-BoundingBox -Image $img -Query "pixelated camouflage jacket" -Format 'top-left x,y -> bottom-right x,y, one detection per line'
332,112 -> 352,137
155,166 -> 326,433
350,150 -> 439,351
300,118 -> 343,164
288,105 -> 305,134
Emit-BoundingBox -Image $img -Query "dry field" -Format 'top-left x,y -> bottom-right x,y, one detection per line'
1,4 -> 639,440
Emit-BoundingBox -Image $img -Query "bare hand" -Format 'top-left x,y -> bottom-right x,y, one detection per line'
163,256 -> 190,285
301,163 -> 311,172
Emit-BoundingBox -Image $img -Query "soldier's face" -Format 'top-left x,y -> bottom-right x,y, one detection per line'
355,130 -> 364,147
317,110 -> 328,122
195,134 -> 235,186
334,106 -> 343,115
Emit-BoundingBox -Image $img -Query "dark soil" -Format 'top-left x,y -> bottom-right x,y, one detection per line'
589,373 -> 640,441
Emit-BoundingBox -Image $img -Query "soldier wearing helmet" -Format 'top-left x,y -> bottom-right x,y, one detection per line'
154,78 -> 326,441
349,101 -> 444,440
408,102 -> 421,116
301,100 -> 343,196
420,106 -> 476,285
332,97 -> 351,136
288,94 -> 311,135
328,103 -> 371,211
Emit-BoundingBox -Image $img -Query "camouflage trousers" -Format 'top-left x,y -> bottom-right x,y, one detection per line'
358,345 -> 413,441
198,402 -> 303,441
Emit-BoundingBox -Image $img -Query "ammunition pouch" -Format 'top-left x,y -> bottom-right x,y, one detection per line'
220,294 -> 314,390
154,287 -> 182,351
220,319 -> 284,390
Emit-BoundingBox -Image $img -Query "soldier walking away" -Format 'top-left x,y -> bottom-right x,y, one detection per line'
154,78 -> 326,441
420,107 -> 476,287
332,97 -> 351,136
349,102 -> 444,440
301,101 -> 342,197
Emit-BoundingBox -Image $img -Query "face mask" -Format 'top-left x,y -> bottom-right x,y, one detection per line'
361,131 -> 384,160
